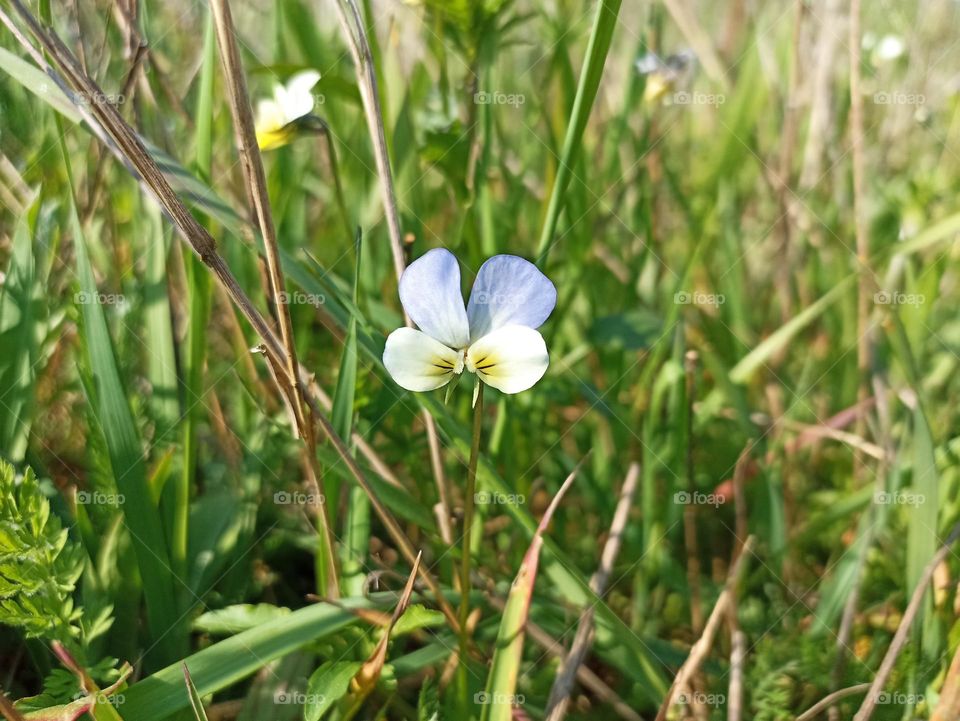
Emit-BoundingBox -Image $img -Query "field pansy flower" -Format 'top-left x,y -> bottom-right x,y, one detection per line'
254,70 -> 321,150
383,249 -> 556,394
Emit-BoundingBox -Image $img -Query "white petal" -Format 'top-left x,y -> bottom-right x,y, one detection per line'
399,248 -> 470,349
466,254 -> 557,341
467,325 -> 549,394
254,98 -> 286,134
276,70 -> 320,122
383,328 -> 460,392
876,35 -> 905,61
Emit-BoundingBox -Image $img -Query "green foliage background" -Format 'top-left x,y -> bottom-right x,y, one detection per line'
1,0 -> 960,719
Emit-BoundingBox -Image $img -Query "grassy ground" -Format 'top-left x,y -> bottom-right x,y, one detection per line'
2,0 -> 960,719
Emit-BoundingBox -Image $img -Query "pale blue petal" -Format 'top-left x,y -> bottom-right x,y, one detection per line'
466,255 -> 557,341
399,248 -> 470,349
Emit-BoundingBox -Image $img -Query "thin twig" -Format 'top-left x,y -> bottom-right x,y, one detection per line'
658,0 -> 728,87
683,351 -> 703,635
828,453 -> 887,717
770,0 -> 805,323
853,522 -> 960,721
206,0 -> 340,598
796,683 -> 872,721
544,462 -> 640,721
0,691 -> 27,721
0,155 -> 30,203
849,0 -> 872,483
332,0 -> 453,537
727,446 -> 750,721
840,5 -> 874,714
489,597 -> 644,721
683,351 -> 707,721
206,699 -> 245,721
317,127 -> 354,245
332,0 -> 404,282
654,537 -> 755,721
732,446 -> 750,557
208,0 -> 305,436
727,628 -> 745,721
799,0 -> 844,189
425,410 -> 452,544
0,177 -> 25,216
781,420 -> 886,461
727,447 -> 749,721
931,640 -> 960,721
81,42 -> 147,226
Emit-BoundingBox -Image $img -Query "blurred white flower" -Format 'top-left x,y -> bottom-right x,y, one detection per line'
875,35 -> 906,61
383,249 -> 556,394
254,70 -> 321,150
863,33 -> 906,64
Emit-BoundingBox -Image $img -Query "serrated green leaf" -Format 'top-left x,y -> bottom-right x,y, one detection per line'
392,604 -> 445,637
0,461 -> 84,640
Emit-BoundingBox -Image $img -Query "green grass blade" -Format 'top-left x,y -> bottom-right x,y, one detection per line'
71,206 -> 183,666
118,599 -> 370,721
896,211 -> 960,256
729,275 -> 855,384
535,0 -> 623,265
337,232 -> 366,598
908,406 -> 939,659
480,471 -> 577,721
812,505 -> 876,634
177,4 -> 218,585
194,10 -> 217,180
0,46 -> 81,122
143,200 -> 178,441
0,200 -> 40,462
332,232 -> 362,454
182,664 -> 210,721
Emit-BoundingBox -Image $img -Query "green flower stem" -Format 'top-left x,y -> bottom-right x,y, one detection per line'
459,381 -> 485,668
